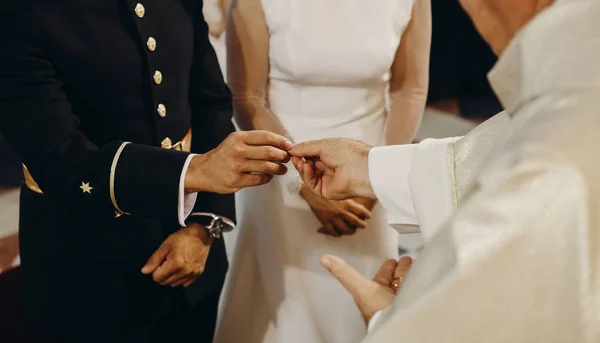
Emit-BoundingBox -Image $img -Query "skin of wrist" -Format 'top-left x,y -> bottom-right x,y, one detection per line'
352,146 -> 376,199
184,154 -> 209,194
182,221 -> 214,245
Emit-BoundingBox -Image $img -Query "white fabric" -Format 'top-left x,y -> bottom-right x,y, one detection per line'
364,0 -> 600,341
369,136 -> 460,241
215,1 -> 418,342
178,154 -> 197,227
203,0 -> 227,78
369,145 -> 419,232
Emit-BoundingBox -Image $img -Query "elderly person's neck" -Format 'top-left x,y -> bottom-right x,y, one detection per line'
459,0 -> 555,55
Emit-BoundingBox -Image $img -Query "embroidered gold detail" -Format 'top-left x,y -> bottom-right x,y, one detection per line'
22,164 -> 43,194
80,182 -> 93,194
110,142 -> 131,218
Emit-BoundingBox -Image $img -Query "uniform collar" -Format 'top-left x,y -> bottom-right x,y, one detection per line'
487,0 -> 600,113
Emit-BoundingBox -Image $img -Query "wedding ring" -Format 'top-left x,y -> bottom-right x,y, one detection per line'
389,277 -> 402,290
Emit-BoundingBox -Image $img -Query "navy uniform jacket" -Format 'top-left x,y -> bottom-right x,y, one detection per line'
0,0 -> 233,339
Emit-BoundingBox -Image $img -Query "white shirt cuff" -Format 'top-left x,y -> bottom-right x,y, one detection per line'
178,154 -> 198,227
368,145 -> 419,229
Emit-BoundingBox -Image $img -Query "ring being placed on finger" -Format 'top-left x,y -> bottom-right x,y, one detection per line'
389,277 -> 403,290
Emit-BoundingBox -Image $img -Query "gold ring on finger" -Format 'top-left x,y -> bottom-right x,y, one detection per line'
389,277 -> 403,290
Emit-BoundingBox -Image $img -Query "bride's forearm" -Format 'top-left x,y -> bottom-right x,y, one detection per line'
233,101 -> 292,140
385,88 -> 427,146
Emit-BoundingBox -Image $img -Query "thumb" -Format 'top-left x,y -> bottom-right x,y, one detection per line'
289,140 -> 324,158
141,243 -> 170,274
320,255 -> 372,297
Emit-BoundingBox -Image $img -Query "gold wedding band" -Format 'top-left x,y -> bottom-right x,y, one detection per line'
390,277 -> 402,290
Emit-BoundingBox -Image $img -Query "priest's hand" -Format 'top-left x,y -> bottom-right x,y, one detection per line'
141,223 -> 212,288
289,139 -> 375,200
320,255 -> 413,324
185,131 -> 294,194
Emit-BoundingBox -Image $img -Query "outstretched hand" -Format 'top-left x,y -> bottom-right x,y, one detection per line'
320,255 -> 413,324
289,138 -> 376,200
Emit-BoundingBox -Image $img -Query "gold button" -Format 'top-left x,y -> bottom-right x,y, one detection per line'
153,70 -> 163,85
146,37 -> 156,51
157,104 -> 166,117
134,3 -> 145,18
161,137 -> 172,149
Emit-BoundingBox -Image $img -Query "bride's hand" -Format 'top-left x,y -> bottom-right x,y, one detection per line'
353,197 -> 377,211
300,184 -> 372,237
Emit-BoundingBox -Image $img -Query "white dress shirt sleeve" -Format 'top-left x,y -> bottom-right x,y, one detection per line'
178,154 -> 199,227
368,137 -> 460,241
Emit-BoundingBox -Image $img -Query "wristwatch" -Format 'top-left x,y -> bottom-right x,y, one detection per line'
188,212 -> 235,239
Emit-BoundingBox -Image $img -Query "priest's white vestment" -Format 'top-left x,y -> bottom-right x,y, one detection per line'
365,0 -> 600,341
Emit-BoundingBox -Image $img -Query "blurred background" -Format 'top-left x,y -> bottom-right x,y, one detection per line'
0,0 -> 501,273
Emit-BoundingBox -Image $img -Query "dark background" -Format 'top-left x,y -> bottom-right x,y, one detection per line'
427,0 -> 502,120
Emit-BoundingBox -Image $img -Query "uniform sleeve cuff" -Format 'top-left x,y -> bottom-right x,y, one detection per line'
113,143 -> 191,225
179,154 -> 199,227
368,145 -> 419,227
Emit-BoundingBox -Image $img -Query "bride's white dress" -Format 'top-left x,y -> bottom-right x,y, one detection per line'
215,1 -> 419,342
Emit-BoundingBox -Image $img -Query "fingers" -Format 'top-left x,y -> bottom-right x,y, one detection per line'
332,217 -> 355,235
291,156 -> 304,172
320,255 -> 371,297
152,259 -> 205,287
183,277 -> 198,288
345,200 -> 372,220
244,145 -> 291,163
318,222 -> 341,237
339,209 -> 368,229
242,161 -> 288,175
171,274 -> 199,288
289,140 -> 325,158
372,259 -> 399,287
151,259 -> 181,285
141,243 -> 170,274
241,131 -> 294,151
239,173 -> 273,188
292,156 -> 318,190
394,256 -> 413,281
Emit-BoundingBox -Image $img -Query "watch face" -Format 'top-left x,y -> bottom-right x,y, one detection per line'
189,213 -> 235,233
217,217 -> 235,233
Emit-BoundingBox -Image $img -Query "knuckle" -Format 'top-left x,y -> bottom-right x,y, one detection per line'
232,143 -> 245,156
268,147 -> 282,160
174,258 -> 186,269
262,162 -> 276,173
261,131 -> 270,143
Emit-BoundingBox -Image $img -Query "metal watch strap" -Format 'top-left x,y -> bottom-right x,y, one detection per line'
188,212 -> 235,239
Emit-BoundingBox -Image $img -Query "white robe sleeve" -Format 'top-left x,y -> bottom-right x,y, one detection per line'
369,138 -> 458,239
363,158 -> 586,343
369,111 -> 511,243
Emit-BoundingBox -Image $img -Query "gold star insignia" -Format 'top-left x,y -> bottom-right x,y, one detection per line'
80,182 -> 93,194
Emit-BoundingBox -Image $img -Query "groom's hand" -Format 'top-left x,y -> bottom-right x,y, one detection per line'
289,138 -> 375,200
185,130 -> 294,194
320,255 -> 412,324
141,223 -> 212,288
